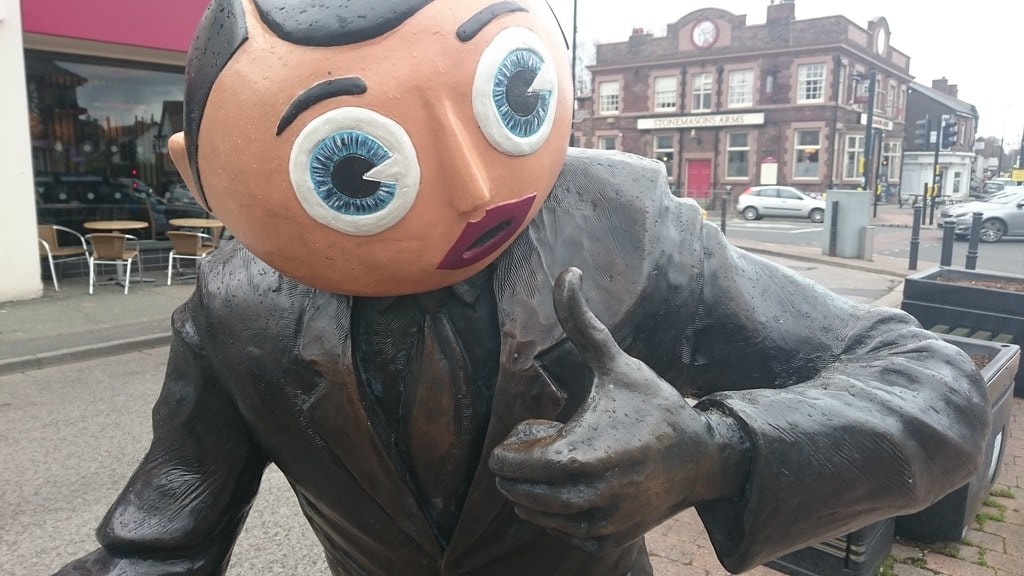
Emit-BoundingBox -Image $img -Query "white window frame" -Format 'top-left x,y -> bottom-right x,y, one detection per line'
598,135 -> 618,151
793,129 -> 821,179
653,133 -> 675,176
598,80 -> 620,115
725,132 -> 750,179
691,72 -> 713,112
843,135 -> 864,180
727,70 -> 754,108
797,63 -> 826,103
881,141 -> 901,180
653,76 -> 678,111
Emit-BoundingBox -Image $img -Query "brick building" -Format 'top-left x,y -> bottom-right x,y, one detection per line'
900,78 -> 980,202
574,0 -> 911,201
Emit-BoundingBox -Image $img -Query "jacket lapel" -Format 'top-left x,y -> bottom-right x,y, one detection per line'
297,290 -> 443,561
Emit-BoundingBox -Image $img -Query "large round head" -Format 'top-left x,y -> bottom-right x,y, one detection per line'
169,0 -> 573,296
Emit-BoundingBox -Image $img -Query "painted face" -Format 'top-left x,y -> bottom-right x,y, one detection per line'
173,0 -> 573,296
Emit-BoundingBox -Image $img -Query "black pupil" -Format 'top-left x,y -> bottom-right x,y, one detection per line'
332,155 -> 380,199
506,68 -> 540,117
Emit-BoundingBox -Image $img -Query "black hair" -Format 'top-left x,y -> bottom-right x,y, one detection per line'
183,0 -> 434,207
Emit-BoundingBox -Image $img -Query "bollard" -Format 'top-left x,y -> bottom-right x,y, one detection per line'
909,205 -> 922,270
928,194 -> 936,226
720,192 -> 730,236
827,200 -> 839,257
965,212 -> 983,270
939,218 -> 956,267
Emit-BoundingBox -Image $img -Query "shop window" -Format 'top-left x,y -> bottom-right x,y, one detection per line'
726,132 -> 750,179
598,81 -> 620,115
797,63 -> 826,103
793,129 -> 821,179
24,51 -> 205,238
691,73 -> 713,112
881,142 -> 900,181
653,134 -> 675,176
653,76 -> 677,111
728,70 -> 754,108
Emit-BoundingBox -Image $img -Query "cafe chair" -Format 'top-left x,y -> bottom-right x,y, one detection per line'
86,233 -> 142,295
166,231 -> 215,285
37,224 -> 88,291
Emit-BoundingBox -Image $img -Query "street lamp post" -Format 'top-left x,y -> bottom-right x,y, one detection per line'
856,70 -> 878,204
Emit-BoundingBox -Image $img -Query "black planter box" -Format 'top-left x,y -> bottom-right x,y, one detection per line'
901,266 -> 1024,396
894,334 -> 1020,543
764,519 -> 894,576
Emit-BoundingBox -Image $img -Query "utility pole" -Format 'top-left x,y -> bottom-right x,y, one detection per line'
1018,127 -> 1024,169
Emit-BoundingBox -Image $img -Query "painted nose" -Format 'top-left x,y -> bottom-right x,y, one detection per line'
437,106 -> 493,218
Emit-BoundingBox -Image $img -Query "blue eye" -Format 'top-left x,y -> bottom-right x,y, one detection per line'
309,131 -> 397,216
492,49 -> 551,138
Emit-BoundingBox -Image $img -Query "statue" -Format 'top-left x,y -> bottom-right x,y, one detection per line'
54,1 -> 989,574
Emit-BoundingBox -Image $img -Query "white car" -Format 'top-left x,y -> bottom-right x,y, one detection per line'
736,186 -> 826,223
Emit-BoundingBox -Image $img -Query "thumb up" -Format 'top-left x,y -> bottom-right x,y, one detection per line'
489,267 -> 745,552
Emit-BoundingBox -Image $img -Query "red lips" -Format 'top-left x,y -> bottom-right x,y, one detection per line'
437,194 -> 537,270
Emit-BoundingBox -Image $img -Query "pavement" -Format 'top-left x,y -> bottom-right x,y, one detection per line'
1,204 -> 1021,575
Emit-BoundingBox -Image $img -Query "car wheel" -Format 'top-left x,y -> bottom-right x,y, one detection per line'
742,206 -> 759,220
980,219 -> 1006,243
808,208 -> 824,223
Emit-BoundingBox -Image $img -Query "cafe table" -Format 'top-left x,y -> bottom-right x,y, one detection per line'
168,217 -> 225,247
82,220 -> 152,284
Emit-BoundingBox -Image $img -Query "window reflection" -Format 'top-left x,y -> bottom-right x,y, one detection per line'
26,51 -> 207,238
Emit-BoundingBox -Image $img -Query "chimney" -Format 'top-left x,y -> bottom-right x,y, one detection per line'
767,0 -> 796,24
947,84 -> 959,98
931,77 -> 949,94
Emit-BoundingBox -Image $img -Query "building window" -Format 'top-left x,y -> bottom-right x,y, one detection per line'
952,171 -> 963,195
797,63 -> 826,103
691,72 -> 712,112
874,86 -> 886,114
843,135 -> 864,180
598,81 -> 620,115
653,76 -> 677,111
653,134 -> 675,176
793,129 -> 821,179
726,132 -> 750,179
881,141 -> 900,181
728,70 -> 754,108
598,135 -> 618,150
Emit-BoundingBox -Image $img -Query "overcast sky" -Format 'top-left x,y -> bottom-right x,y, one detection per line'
548,0 -> 1021,145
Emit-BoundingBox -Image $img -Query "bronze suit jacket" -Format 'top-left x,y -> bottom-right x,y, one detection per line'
56,148 -> 989,576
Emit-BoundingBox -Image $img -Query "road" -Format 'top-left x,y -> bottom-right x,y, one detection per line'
721,216 -> 1024,275
0,348 -> 332,576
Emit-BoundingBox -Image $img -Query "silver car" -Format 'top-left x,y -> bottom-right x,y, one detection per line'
736,185 -> 826,223
939,188 -> 1024,242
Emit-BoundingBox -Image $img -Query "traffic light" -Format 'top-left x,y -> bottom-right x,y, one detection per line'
913,115 -> 930,148
941,115 -> 959,149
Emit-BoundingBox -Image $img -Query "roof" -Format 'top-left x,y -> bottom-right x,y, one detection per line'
909,82 -> 978,119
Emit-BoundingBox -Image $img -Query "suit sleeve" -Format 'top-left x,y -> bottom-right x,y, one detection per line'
618,183 -> 987,569
54,291 -> 268,576
648,198 -> 990,572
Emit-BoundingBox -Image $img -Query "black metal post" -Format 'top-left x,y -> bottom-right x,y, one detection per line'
932,116 -> 943,203
965,212 -> 982,270
928,193 -> 936,226
908,205 -> 922,270
719,191 -> 730,236
859,71 -> 877,194
939,218 -> 956,267
827,201 -> 839,257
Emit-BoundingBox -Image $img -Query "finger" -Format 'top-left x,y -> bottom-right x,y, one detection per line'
511,505 -> 629,541
553,268 -> 622,376
489,420 -> 572,481
495,478 -> 604,514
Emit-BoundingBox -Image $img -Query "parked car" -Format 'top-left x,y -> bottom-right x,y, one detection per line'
736,185 -> 826,223
938,189 -> 1024,242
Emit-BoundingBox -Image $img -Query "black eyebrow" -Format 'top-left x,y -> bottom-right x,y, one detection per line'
457,2 -> 527,43
277,76 -> 368,135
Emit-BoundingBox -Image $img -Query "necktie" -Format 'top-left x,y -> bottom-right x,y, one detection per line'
400,291 -> 482,543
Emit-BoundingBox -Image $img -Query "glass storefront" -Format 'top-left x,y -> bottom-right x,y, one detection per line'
26,50 -> 207,238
